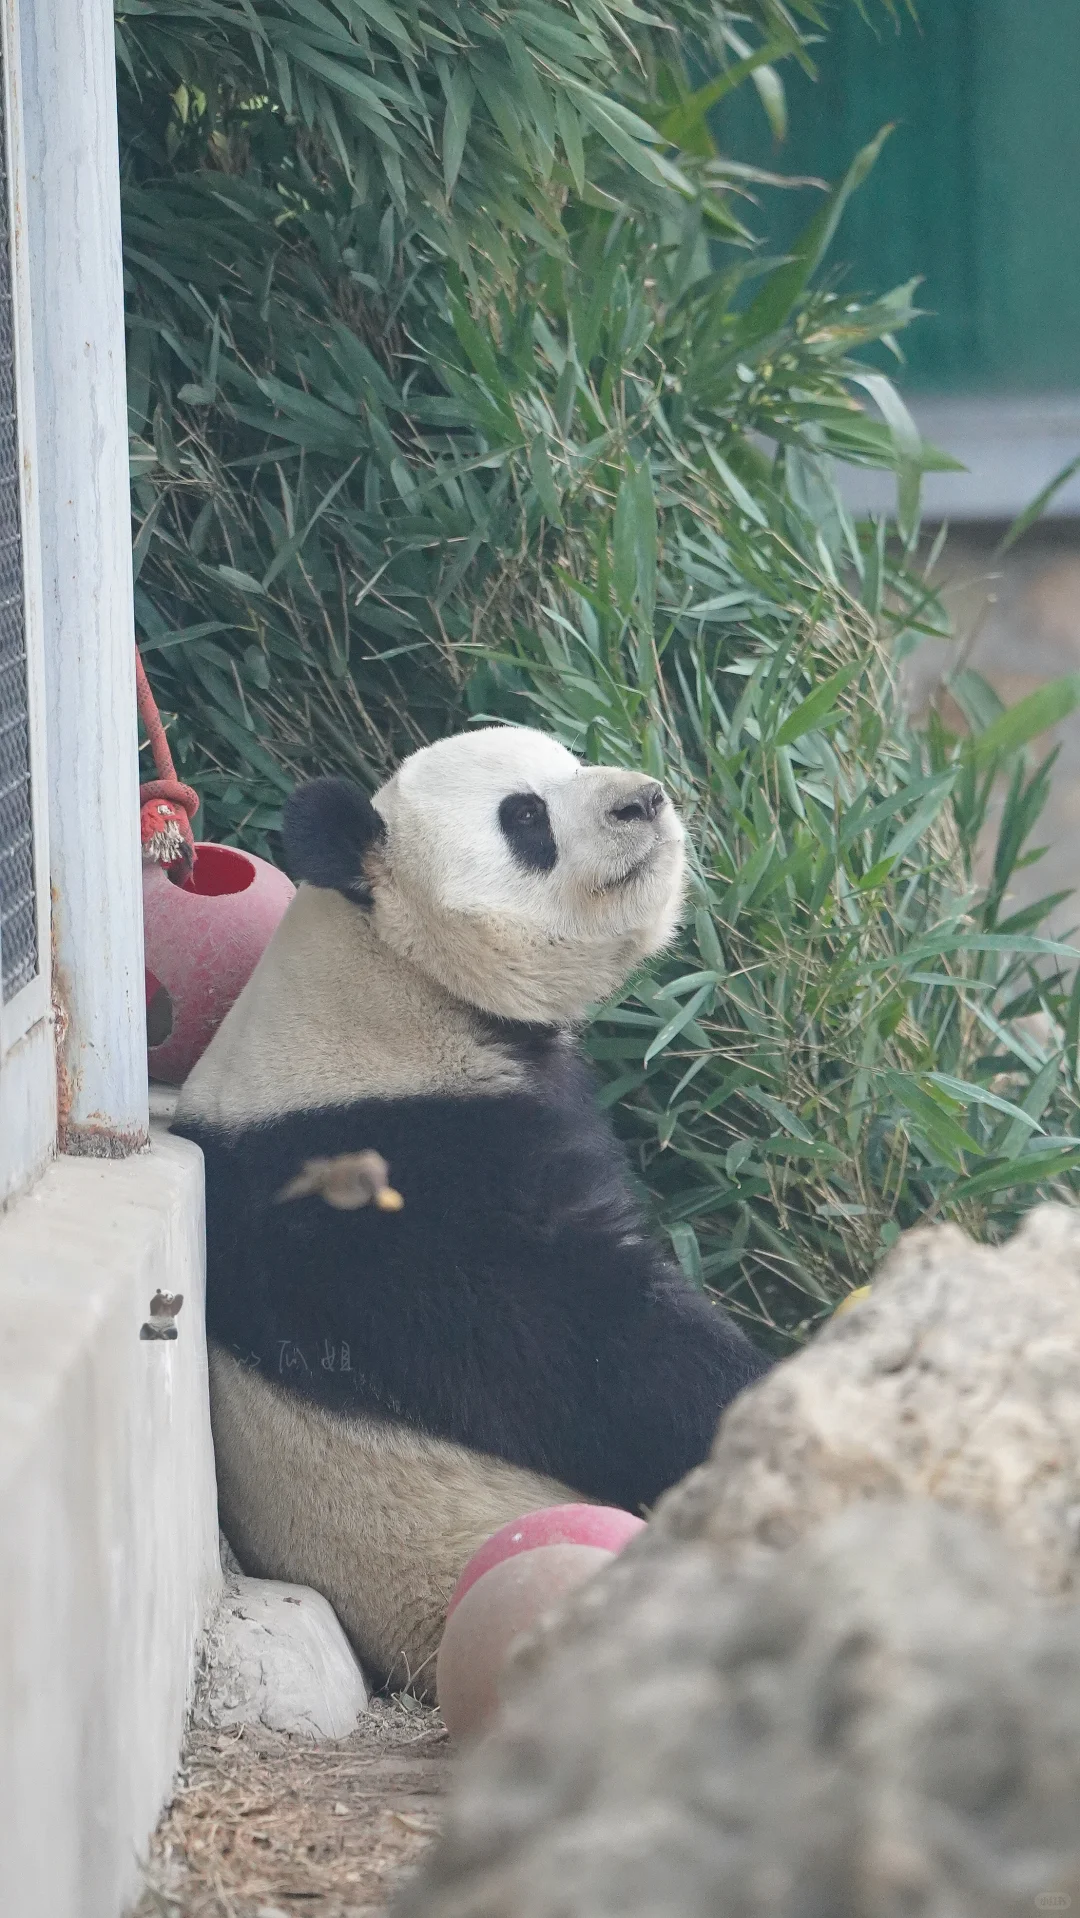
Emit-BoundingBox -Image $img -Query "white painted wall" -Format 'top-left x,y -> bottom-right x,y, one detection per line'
17,0 -> 147,1151
0,1126 -> 220,1918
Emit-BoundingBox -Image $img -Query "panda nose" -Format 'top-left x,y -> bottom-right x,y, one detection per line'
609,782 -> 665,824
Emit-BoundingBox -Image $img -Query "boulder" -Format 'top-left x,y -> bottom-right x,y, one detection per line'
193,1575 -> 369,1740
501,1202 -> 1080,1690
645,1203 -> 1080,1595
398,1502 -> 1080,1917
399,1205 -> 1080,1914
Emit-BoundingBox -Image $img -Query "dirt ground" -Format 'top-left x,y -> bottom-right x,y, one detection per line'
133,1698 -> 450,1918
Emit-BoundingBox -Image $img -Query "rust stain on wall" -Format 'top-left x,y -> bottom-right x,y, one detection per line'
51,889 -> 149,1157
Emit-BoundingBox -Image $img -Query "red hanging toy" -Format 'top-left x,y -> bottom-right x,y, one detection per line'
138,650 -> 295,1085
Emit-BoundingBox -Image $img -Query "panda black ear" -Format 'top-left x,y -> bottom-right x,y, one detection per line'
282,777 -> 387,901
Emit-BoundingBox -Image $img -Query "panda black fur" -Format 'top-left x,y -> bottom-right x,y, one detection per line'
173,727 -> 768,1693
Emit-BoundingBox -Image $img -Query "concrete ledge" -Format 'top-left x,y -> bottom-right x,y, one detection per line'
0,1127 -> 220,1918
836,393 -> 1080,522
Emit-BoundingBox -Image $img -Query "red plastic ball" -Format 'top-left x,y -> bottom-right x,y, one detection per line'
143,843 -> 295,1084
437,1543 -> 614,1743
447,1503 -> 645,1619
436,1504 -> 646,1742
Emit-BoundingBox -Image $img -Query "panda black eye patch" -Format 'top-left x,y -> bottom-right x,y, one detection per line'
498,791 -> 558,873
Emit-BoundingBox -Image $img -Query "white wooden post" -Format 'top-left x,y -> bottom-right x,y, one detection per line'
18,0 -> 148,1151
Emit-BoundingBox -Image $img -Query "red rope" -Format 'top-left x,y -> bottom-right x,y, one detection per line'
136,649 -> 200,878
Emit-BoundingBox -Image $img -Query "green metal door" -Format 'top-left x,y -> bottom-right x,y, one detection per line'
717,0 -> 1080,393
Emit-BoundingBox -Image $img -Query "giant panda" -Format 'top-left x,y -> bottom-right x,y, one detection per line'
173,726 -> 768,1695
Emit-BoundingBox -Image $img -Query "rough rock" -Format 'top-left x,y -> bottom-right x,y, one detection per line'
399,1204 -> 1080,1914
639,1203 -> 1080,1596
397,1501 -> 1080,1917
193,1575 -> 369,1740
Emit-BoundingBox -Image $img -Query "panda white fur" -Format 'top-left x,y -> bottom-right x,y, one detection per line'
173,726 -> 768,1695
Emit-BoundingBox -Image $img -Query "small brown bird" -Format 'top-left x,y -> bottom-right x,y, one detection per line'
275,1149 -> 404,1213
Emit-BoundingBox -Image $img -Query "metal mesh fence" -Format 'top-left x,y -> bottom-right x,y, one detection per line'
0,36 -> 35,1006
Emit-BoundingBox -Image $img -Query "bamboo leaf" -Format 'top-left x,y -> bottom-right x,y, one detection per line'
774,663 -> 859,748
443,69 -> 475,198
967,675 -> 1080,767
529,434 -> 564,526
997,454 -> 1080,557
738,123 -> 893,342
654,40 -> 791,152
643,982 -> 715,1065
555,92 -> 586,196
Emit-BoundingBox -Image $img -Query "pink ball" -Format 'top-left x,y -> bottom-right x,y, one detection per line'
143,844 -> 295,1084
437,1543 -> 613,1743
447,1503 -> 645,1619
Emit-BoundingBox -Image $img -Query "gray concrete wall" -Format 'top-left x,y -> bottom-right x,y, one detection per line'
0,1125 -> 220,1918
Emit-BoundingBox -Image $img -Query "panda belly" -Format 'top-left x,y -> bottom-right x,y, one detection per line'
210,1345 -> 576,1696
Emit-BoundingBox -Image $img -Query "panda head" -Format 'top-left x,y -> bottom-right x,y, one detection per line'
283,727 -> 686,1024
